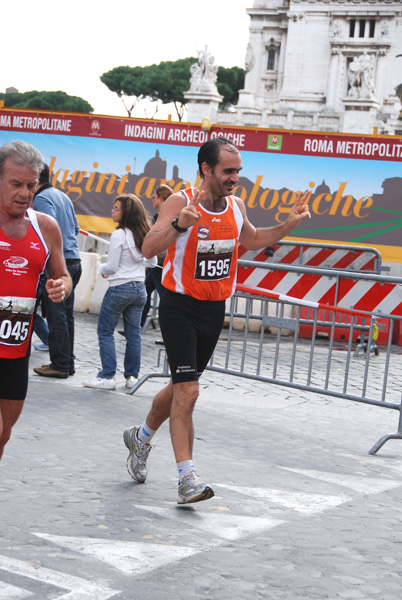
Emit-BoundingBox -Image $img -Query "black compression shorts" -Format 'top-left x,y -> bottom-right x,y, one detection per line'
0,356 -> 30,400
159,289 -> 226,384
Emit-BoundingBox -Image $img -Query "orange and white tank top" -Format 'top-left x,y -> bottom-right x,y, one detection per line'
162,187 -> 243,301
0,208 -> 49,358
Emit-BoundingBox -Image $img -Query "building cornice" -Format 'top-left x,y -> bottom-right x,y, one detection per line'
330,41 -> 391,50
291,1 -> 401,4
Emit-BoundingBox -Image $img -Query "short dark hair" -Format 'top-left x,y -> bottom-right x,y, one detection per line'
197,137 -> 238,178
0,140 -> 43,177
155,184 -> 173,201
38,163 -> 50,185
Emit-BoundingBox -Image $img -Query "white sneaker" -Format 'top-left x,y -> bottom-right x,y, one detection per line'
126,376 -> 138,390
83,377 -> 116,390
123,426 -> 153,483
177,471 -> 214,504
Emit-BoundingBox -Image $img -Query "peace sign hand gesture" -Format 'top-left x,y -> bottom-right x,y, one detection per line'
176,189 -> 205,230
287,190 -> 311,228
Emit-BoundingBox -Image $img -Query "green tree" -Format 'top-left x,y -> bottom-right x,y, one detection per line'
101,59 -> 196,120
143,58 -> 196,121
0,90 -> 93,113
100,66 -> 149,116
217,66 -> 245,110
101,59 -> 245,120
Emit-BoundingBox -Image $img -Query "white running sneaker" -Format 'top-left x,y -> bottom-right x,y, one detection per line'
126,376 -> 138,389
177,471 -> 214,504
83,377 -> 116,390
123,426 -> 153,483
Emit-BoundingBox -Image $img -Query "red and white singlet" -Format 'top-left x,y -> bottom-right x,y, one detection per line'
0,209 -> 49,358
162,188 -> 244,301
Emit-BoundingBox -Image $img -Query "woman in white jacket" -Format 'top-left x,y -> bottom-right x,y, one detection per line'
84,194 -> 156,390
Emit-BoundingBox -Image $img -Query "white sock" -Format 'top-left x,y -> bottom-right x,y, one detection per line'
137,421 -> 156,444
177,460 -> 194,482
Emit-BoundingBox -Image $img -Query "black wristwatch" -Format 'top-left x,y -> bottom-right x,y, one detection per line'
171,217 -> 188,233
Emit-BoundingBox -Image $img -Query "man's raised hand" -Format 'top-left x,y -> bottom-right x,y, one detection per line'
290,190 -> 311,224
177,189 -> 205,229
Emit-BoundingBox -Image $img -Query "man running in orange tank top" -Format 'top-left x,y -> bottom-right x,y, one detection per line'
123,137 -> 311,504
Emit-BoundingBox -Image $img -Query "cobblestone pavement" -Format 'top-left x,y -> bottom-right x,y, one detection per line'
1,312 -> 402,599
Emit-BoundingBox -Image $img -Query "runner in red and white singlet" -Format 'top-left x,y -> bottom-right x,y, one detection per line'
0,208 -> 48,359
0,140 -> 72,461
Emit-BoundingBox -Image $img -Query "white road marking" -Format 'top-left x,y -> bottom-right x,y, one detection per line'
214,484 -> 351,514
0,581 -> 32,600
0,555 -> 118,600
34,533 -> 200,575
281,467 -> 402,494
136,504 -> 286,541
341,454 -> 402,479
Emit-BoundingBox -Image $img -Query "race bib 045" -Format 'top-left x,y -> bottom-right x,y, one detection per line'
0,296 -> 35,346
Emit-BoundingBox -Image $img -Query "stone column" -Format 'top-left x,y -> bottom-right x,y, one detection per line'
325,49 -> 340,110
183,90 -> 224,124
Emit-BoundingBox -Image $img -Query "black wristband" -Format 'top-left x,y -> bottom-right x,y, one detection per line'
171,217 -> 188,233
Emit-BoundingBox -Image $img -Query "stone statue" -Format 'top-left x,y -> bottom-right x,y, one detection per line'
347,52 -> 375,99
189,46 -> 219,92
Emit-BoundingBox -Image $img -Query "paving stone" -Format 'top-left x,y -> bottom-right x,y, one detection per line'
1,312 -> 402,599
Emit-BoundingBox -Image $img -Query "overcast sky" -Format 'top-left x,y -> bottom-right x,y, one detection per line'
2,0 -> 252,119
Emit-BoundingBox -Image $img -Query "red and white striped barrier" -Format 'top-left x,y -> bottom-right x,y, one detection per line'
79,229 -> 110,246
236,282 -> 384,344
236,283 -> 373,320
238,242 -> 381,274
236,241 -> 402,321
237,267 -> 402,317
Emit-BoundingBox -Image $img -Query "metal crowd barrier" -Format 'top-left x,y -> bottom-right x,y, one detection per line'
208,284 -> 402,455
235,260 -> 402,343
130,256 -> 402,455
141,290 -> 160,334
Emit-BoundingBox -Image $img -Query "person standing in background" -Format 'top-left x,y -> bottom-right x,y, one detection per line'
33,284 -> 49,351
141,185 -> 173,329
33,165 -> 82,379
83,194 -> 156,390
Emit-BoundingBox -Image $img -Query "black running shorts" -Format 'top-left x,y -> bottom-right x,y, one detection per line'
0,356 -> 30,400
159,289 -> 226,384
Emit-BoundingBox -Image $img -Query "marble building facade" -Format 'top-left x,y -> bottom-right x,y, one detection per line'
185,1 -> 402,134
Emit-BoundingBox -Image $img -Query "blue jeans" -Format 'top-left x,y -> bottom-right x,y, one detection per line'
97,281 -> 147,379
43,260 -> 82,373
33,282 -> 49,345
33,312 -> 49,345
141,267 -> 164,327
